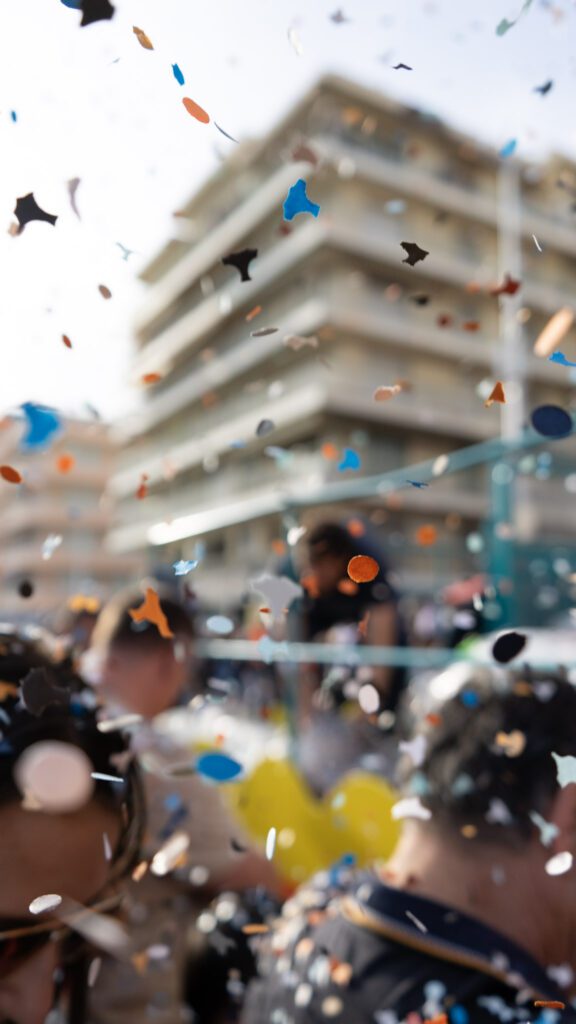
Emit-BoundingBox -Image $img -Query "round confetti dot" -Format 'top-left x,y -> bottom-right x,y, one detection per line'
545,850 -> 573,876
531,404 -> 572,439
29,893 -> 63,915
347,555 -> 379,583
415,524 -> 438,547
492,631 -> 527,664
321,996 -> 343,1017
14,741 -> 94,813
56,453 -> 75,474
18,579 -> 34,598
0,465 -> 22,484
206,615 -> 234,635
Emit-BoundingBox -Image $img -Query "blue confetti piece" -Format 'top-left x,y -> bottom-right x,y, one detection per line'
338,447 -> 361,472
283,178 -> 320,221
164,793 -> 184,812
460,690 -> 479,708
10,111 -> 17,123
172,63 -> 185,85
172,559 -> 199,576
450,1006 -> 469,1024
60,0 -> 82,6
531,404 -> 573,439
20,402 -> 62,450
549,350 -> 576,368
196,752 -> 243,783
499,138 -> 517,159
406,480 -> 429,489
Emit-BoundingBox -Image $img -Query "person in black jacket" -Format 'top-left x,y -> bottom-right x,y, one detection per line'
241,664 -> 576,1022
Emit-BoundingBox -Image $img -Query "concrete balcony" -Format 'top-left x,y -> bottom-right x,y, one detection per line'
0,502 -> 109,538
0,546 -> 140,576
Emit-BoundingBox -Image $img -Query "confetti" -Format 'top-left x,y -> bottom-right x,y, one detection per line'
29,894 -> 63,915
531,404 -> 572,439
347,555 -> 379,583
529,811 -> 559,846
534,1003 -> 565,1011
206,615 -> 234,635
287,24 -> 304,55
490,273 -> 520,296
492,631 -> 527,663
415,524 -> 438,547
283,179 -> 320,221
0,465 -> 21,484
283,333 -> 319,350
265,826 -> 277,860
196,752 -> 243,782
374,384 -> 402,402
67,177 -> 81,219
116,242 -> 136,261
251,326 -> 278,337
42,534 -> 62,560
242,923 -> 270,935
214,122 -> 238,143
56,454 -> 75,474
136,474 -> 149,500
392,796 -> 431,821
549,351 -> 576,367
392,62 -> 412,70
21,403 -> 62,450
13,193 -> 58,232
484,381 -> 506,407
534,80 -> 553,96
545,851 -> 573,876
400,241 -> 429,266
338,448 -> 361,471
141,372 -> 163,384
222,248 -> 258,282
182,97 -> 210,124
79,0 -> 115,25
18,580 -> 34,598
495,0 -> 533,35
494,731 -> 526,757
532,234 -> 542,252
552,752 -> 576,788
129,587 -> 174,638
62,334 -> 73,349
406,910 -> 428,932
533,308 -> 574,358
172,559 -> 198,576
256,419 -> 274,437
99,284 -> 112,299
133,25 -> 154,49
20,668 -> 69,717
246,306 -> 262,322
172,63 -> 185,84
499,139 -> 517,159
249,573 -> 303,619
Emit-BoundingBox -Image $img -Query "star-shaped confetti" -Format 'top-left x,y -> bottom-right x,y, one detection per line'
13,194 -> 58,232
21,403 -> 62,450
283,179 -> 320,221
80,0 -> 115,26
129,588 -> 174,638
401,241 -> 429,266
222,248 -> 258,282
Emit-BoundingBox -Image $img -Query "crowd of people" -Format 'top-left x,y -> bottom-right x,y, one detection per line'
1,520 -> 574,1024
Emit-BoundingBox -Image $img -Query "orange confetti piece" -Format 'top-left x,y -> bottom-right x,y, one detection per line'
129,587 -> 174,638
321,442 -> 339,460
485,381 -> 506,407
462,321 -> 480,332
182,97 -> 210,124
246,306 -> 262,322
99,284 -> 112,300
241,924 -> 270,935
62,334 -> 73,349
300,573 -> 320,599
534,1002 -> 565,1010
56,454 -> 75,474
0,465 -> 22,484
0,682 -> 19,701
415,524 -> 438,547
337,579 -> 358,596
374,384 -> 402,402
132,861 -> 149,882
136,474 -> 149,500
533,307 -> 574,358
424,1015 -> 448,1024
259,607 -> 271,614
141,373 -> 162,385
426,712 -> 442,727
133,25 -> 154,49
271,539 -> 286,556
347,518 -> 365,538
347,555 -> 379,584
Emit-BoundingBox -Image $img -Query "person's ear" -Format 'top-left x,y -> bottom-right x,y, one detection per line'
548,783 -> 576,856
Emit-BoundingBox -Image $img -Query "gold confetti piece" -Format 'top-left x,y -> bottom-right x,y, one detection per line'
495,730 -> 526,757
485,381 -> 506,407
132,861 -> 149,883
373,384 -> 402,402
0,681 -> 19,701
241,924 -> 270,935
129,587 -> 174,638
133,25 -> 154,50
533,307 -> 574,358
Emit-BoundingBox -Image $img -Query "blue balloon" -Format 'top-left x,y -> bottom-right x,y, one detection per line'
196,752 -> 243,783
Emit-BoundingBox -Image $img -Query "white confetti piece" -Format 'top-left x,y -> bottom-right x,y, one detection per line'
552,751 -> 576,788
287,24 -> 304,56
532,234 -> 542,252
29,893 -> 62,915
265,826 -> 277,860
545,850 -> 573,876
391,796 -> 431,821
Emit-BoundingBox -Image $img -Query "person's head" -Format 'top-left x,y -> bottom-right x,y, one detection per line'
89,586 -> 194,719
0,625 -> 141,1024
306,522 -> 358,595
394,665 -> 576,956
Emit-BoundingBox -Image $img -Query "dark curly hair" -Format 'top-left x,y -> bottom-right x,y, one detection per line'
398,665 -> 576,846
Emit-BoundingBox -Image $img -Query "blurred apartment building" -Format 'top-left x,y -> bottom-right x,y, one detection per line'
0,416 -> 139,624
106,74 -> 576,611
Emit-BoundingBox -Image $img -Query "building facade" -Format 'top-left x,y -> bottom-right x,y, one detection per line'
0,415 -> 140,624
106,75 -> 576,616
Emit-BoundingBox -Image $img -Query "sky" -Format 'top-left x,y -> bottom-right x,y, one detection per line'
0,0 -> 574,421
